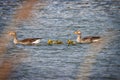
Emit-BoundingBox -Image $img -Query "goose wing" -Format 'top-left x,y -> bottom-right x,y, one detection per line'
83,36 -> 100,41
91,36 -> 100,40
20,38 -> 42,43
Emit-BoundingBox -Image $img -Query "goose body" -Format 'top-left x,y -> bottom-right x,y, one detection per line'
74,30 -> 101,43
9,31 -> 42,45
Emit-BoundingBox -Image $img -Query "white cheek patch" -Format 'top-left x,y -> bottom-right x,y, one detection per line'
32,39 -> 40,44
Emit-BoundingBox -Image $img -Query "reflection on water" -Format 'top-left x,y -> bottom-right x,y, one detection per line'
0,0 -> 120,80
0,0 -> 48,80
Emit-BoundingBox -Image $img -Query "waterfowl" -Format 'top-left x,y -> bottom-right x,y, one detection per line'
9,31 -> 42,45
67,40 -> 76,45
53,40 -> 63,44
74,30 -> 101,43
47,40 -> 63,45
47,39 -> 53,45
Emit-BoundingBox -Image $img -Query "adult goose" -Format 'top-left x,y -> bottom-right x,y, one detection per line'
74,30 -> 101,43
9,31 -> 42,45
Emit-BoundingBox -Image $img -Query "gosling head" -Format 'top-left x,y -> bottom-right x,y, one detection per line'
74,30 -> 81,35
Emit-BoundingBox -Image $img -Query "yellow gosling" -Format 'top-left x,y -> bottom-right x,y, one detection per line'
47,39 -> 53,45
53,40 -> 63,44
67,40 -> 76,45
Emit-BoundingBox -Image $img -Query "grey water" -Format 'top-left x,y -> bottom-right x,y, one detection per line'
0,0 -> 120,80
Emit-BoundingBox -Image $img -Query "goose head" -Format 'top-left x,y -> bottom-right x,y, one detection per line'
74,30 -> 81,35
8,31 -> 16,36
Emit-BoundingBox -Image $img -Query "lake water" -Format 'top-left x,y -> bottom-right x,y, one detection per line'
0,0 -> 120,80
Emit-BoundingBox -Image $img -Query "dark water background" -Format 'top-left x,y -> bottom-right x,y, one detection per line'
0,0 -> 120,80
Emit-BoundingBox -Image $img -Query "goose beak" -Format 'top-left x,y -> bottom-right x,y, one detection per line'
8,32 -> 10,35
74,31 -> 77,34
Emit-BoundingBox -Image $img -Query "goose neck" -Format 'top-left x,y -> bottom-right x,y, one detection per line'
76,34 -> 81,43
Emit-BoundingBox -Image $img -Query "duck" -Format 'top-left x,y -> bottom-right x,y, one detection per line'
67,39 -> 76,45
8,31 -> 42,45
74,30 -> 101,43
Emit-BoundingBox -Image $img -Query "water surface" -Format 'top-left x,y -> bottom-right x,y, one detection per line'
0,0 -> 120,80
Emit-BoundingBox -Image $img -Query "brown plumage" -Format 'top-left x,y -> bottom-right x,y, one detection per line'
8,31 -> 42,45
74,30 -> 101,43
20,38 -> 41,43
